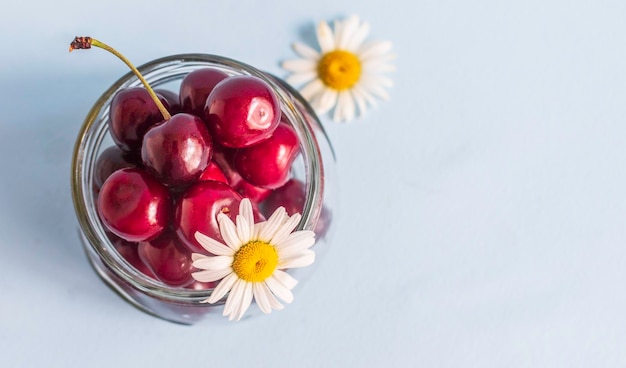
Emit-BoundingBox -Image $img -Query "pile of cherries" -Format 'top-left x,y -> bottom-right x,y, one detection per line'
94,68 -> 307,289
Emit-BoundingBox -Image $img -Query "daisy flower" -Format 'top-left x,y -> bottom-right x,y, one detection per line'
191,198 -> 316,321
282,15 -> 395,122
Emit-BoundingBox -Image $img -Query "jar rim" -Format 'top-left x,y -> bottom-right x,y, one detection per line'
71,53 -> 330,303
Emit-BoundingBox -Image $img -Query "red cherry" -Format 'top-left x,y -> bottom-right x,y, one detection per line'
233,179 -> 272,203
108,87 -> 169,152
155,88 -> 183,114
204,75 -> 280,148
175,180 -> 262,253
233,123 -> 300,189
199,160 -> 228,184
97,168 -> 171,242
138,231 -> 194,287
141,113 -> 213,188
262,178 -> 331,238
94,146 -> 138,191
212,148 -> 272,202
262,179 -> 305,216
108,233 -> 156,279
179,68 -> 229,116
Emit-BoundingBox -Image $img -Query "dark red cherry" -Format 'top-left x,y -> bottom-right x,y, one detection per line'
204,75 -> 280,148
108,233 -> 156,279
94,146 -> 138,191
155,89 -> 183,114
199,160 -> 228,184
233,179 -> 272,203
212,148 -> 271,202
262,179 -> 305,217
233,123 -> 299,189
138,231 -> 194,287
108,87 -> 169,152
175,180 -> 262,254
97,168 -> 171,242
141,113 -> 213,188
179,68 -> 229,116
261,178 -> 331,238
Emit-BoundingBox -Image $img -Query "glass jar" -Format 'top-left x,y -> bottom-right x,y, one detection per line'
71,54 -> 336,324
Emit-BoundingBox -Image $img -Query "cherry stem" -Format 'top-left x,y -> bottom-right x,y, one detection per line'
69,36 -> 171,120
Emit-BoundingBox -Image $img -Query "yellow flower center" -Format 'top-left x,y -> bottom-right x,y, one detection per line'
317,50 -> 362,90
232,241 -> 279,282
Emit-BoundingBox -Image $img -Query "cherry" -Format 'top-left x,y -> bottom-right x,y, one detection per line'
94,146 -> 138,191
97,168 -> 171,242
262,178 -> 331,238
141,113 -> 213,188
138,230 -> 194,287
262,178 -> 306,216
108,87 -> 169,152
155,88 -> 183,114
233,179 -> 273,203
199,160 -> 228,184
204,75 -> 280,148
233,123 -> 300,189
175,180 -> 262,253
212,148 -> 272,202
108,233 -> 156,279
179,68 -> 229,116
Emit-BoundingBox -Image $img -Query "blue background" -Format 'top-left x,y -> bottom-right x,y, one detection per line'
1,0 -> 626,366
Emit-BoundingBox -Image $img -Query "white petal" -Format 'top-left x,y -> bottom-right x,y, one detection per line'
256,282 -> 284,311
234,282 -> 254,321
239,198 -> 254,231
278,242 -> 315,260
265,276 -> 295,304
191,253 -> 204,262
316,88 -> 338,115
192,268 -> 232,283
236,216 -> 251,245
333,91 -> 355,122
364,75 -> 394,88
372,52 -> 398,64
281,58 -> 317,73
275,230 -> 316,250
360,78 -> 391,101
346,21 -> 371,51
286,71 -> 318,86
337,15 -> 360,50
270,213 -> 302,245
207,272 -> 238,304
253,282 -> 272,314
273,269 -> 298,289
344,91 -> 357,122
292,41 -> 320,60
267,290 -> 285,310
217,214 -> 242,251
223,279 -> 246,318
358,41 -> 393,61
258,207 -> 288,241
192,255 -> 233,271
317,20 -> 336,53
279,250 -> 316,269
299,79 -> 325,101
362,61 -> 396,74
332,19 -> 343,47
351,86 -> 368,117
194,232 -> 234,256
353,83 -> 379,107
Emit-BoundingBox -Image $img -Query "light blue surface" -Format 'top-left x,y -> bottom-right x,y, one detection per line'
2,0 -> 626,366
